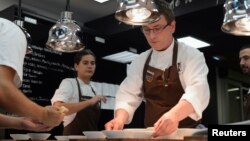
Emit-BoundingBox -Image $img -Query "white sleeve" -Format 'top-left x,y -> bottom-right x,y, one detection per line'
180,49 -> 210,121
51,79 -> 77,105
115,52 -> 149,124
0,18 -> 26,86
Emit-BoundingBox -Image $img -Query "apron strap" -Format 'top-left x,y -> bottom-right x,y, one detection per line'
75,77 -> 82,101
75,78 -> 101,107
172,41 -> 178,65
142,50 -> 153,93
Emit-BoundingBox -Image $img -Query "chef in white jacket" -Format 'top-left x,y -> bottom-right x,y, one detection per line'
105,0 -> 210,137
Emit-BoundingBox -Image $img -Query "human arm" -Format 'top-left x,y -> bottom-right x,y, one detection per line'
153,100 -> 194,137
153,46 -> 210,136
0,114 -> 53,131
104,52 -> 150,130
0,66 -> 64,127
179,48 -> 210,120
51,79 -> 106,115
113,52 -> 150,124
53,95 -> 106,115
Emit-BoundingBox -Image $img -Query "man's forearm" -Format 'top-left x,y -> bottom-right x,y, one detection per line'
168,100 -> 195,122
115,109 -> 129,123
0,114 -> 21,129
0,81 -> 44,122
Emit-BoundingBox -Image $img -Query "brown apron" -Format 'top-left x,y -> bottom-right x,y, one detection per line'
143,41 -> 200,128
63,78 -> 101,135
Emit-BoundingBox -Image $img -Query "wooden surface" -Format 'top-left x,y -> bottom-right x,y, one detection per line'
0,136 -> 207,141
184,135 -> 207,141
107,139 -> 182,141
0,140 -> 181,141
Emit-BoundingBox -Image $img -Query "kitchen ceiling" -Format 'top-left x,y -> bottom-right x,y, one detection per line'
1,0 -> 250,73
0,0 -> 117,25
1,0 -> 226,35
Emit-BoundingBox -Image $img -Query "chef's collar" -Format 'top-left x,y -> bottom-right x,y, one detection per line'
152,38 -> 174,54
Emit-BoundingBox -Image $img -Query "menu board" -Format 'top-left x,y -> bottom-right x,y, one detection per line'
21,45 -> 75,105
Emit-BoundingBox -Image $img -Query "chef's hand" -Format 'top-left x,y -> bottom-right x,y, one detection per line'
105,117 -> 125,130
90,96 -> 107,106
41,106 -> 64,127
19,117 -> 53,131
152,112 -> 179,137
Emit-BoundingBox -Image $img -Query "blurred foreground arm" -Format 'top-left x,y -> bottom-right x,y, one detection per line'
0,66 -> 64,128
0,114 -> 53,131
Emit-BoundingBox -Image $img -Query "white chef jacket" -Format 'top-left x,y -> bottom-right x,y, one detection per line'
115,39 -> 210,124
51,78 -> 101,127
0,18 -> 27,87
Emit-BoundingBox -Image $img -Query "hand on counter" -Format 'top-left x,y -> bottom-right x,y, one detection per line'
152,111 -> 178,137
104,117 -> 125,130
105,109 -> 129,130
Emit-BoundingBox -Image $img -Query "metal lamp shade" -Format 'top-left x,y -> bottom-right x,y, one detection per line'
221,0 -> 250,36
15,20 -> 33,54
23,28 -> 33,54
46,11 -> 84,53
115,0 -> 160,25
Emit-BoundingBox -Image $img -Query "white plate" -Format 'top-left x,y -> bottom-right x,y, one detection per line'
54,135 -> 69,141
157,128 -> 203,139
146,127 -> 154,130
27,133 -> 51,140
122,128 -> 204,139
102,130 -> 153,139
68,135 -> 87,140
82,131 -> 106,139
123,128 -> 152,131
10,134 -> 30,140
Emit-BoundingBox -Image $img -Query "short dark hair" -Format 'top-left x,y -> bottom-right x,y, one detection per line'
240,44 -> 250,51
74,49 -> 96,64
154,0 -> 175,23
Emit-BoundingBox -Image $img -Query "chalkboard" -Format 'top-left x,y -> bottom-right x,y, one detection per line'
21,45 -> 75,105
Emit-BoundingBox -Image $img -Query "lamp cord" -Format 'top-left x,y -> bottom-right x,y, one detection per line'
66,0 -> 70,11
18,0 -> 22,20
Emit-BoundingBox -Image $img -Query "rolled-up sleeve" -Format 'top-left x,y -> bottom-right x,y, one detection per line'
180,49 -> 210,120
51,79 -> 77,105
115,52 -> 149,124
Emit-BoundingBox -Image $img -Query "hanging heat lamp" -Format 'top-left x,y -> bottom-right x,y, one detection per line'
46,0 -> 84,53
115,0 -> 160,25
221,0 -> 250,36
15,0 -> 33,54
